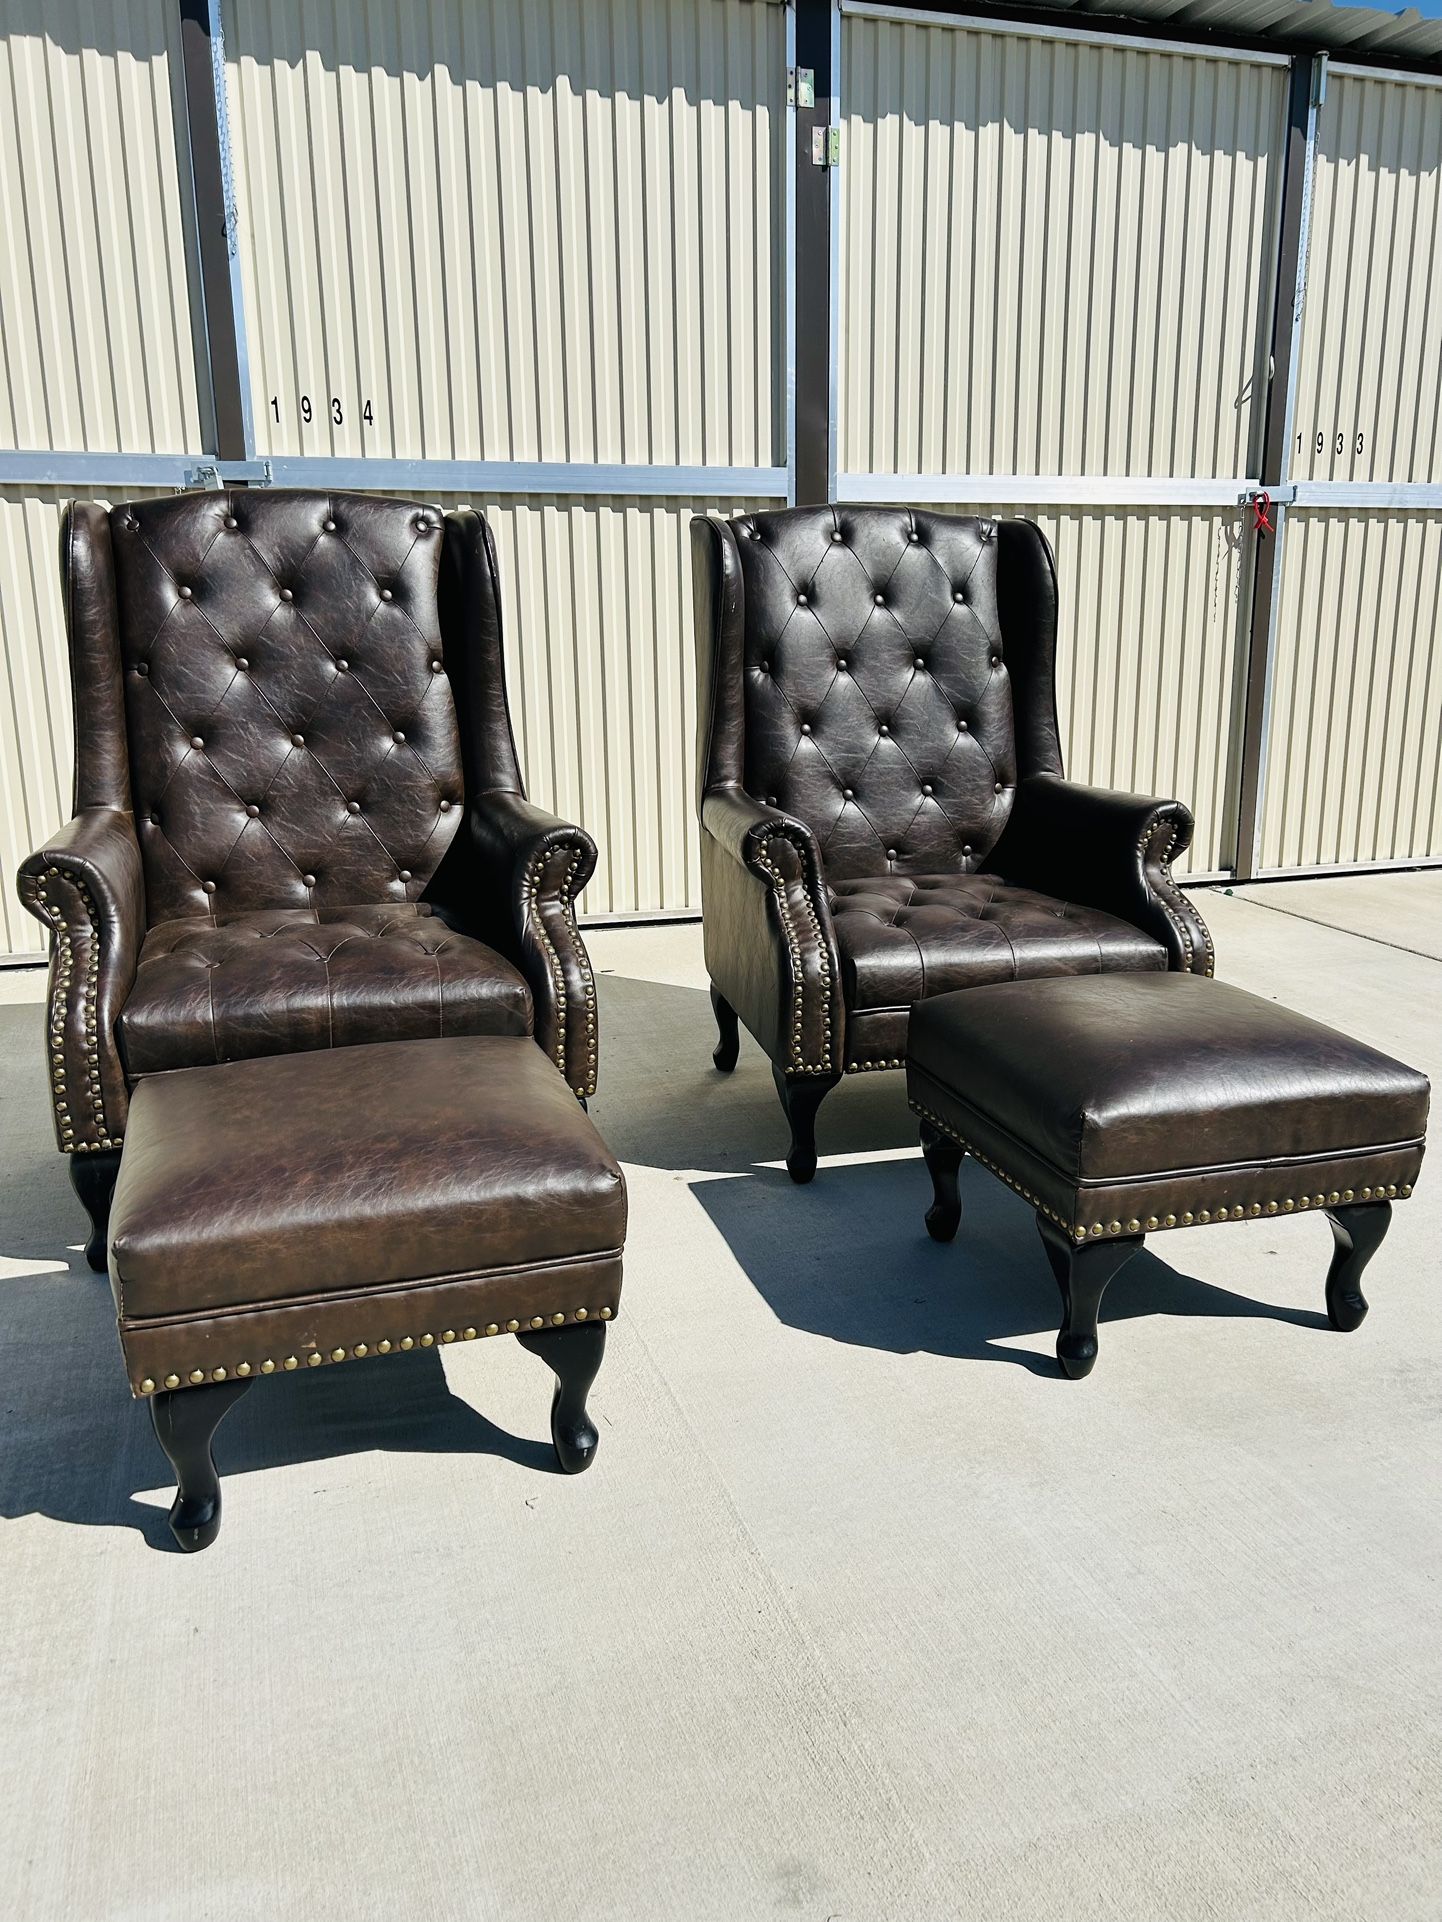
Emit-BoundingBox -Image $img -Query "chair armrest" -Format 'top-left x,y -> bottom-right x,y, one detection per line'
16,808 -> 145,1150
700,787 -> 843,1075
986,775 -> 1214,975
461,791 -> 600,1098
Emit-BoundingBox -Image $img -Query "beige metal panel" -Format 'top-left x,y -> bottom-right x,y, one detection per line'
0,487 -> 177,960
1259,510 -> 1442,870
1292,72 -> 1442,485
0,3 -> 204,454
224,0 -> 785,467
843,495 -> 1248,874
839,13 -> 1286,480
388,494 -> 760,919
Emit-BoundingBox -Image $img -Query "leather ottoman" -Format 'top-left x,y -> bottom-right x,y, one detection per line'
906,975 -> 1428,1378
109,1035 -> 626,1549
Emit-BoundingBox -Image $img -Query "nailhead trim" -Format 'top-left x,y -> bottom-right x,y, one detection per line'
520,845 -> 599,1100
753,826 -> 836,1074
910,1098 -> 1411,1244
1141,817 -> 1214,977
132,1304 -> 616,1393
845,1057 -> 903,1073
21,865 -> 121,1152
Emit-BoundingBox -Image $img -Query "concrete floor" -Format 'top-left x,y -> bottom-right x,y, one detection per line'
0,875 -> 1438,1922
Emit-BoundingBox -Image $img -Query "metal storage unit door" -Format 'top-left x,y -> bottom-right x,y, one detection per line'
0,0 -> 206,957
1257,68 -> 1442,872
219,0 -> 787,917
836,6 -> 1290,876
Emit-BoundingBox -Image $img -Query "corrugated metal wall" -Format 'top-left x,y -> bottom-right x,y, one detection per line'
0,0 -> 204,454
224,0 -> 785,467
839,14 -> 1285,478
834,499 -> 1246,874
1258,68 -> 1442,869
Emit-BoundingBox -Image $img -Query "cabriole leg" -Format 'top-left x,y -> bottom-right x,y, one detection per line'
148,1377 -> 255,1552
1323,1201 -> 1391,1332
710,985 -> 741,1073
1037,1218 -> 1144,1381
69,1147 -> 121,1273
517,1321 -> 607,1473
772,1066 -> 842,1184
920,1122 -> 965,1242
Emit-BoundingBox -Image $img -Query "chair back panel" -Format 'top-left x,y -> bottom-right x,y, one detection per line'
109,491 -> 465,923
733,507 -> 1017,881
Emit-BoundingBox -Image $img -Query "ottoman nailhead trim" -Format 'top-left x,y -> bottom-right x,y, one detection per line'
908,1100 -> 1414,1244
132,1307 -> 619,1395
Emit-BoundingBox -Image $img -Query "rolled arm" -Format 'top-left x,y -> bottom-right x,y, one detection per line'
700,787 -> 843,1075
16,808 -> 145,1151
987,775 -> 1214,975
463,792 -> 600,1098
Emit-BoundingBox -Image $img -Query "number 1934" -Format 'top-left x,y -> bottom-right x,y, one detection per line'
271,394 -> 375,428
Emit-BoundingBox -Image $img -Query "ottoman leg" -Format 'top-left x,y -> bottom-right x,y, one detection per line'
69,1147 -> 121,1274
1037,1219 -> 1143,1381
711,985 -> 740,1073
920,1122 -> 965,1242
149,1378 -> 254,1552
517,1322 -> 607,1474
1324,1201 -> 1391,1333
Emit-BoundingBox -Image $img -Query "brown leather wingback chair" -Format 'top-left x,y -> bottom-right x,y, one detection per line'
691,505 -> 1213,1180
18,490 -> 599,1267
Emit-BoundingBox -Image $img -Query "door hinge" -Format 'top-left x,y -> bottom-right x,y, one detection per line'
788,66 -> 814,109
812,124 -> 840,167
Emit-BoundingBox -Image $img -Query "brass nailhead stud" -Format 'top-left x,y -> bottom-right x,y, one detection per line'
1342,1189 -> 1355,1202
354,1343 -> 368,1357
331,1347 -> 346,1362
400,1336 -> 414,1350
139,1378 -> 155,1395
1401,1184 -> 1412,1197
1282,1199 -> 1294,1212
377,1340 -> 391,1353
1387,1184 -> 1398,1198
599,1307 -> 613,1320
189,1370 -> 205,1384
1328,1192 -> 1341,1206
212,1367 -> 227,1381
1197,1211 -> 1210,1224
236,1362 -> 251,1376
1182,1213 -> 1194,1226
575,1308 -> 588,1320
463,1327 -> 477,1341
485,1324 -> 499,1336
307,1353 -> 322,1367
284,1356 -> 299,1370
505,1320 -> 520,1332
1266,1201 -> 1278,1214
1144,1217 -> 1159,1231
165,1374 -> 180,1389
1126,1219 -> 1141,1234
441,1329 -> 456,1343
1107,1221 -> 1121,1234
530,1316 -> 545,1329
420,1333 -> 434,1346
552,1312 -> 566,1325
261,1360 -> 276,1374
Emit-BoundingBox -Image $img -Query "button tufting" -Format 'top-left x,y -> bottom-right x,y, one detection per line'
914,657 -> 925,669
797,592 -> 809,606
189,735 -> 204,749
302,874 -> 316,888
760,660 -> 770,673
873,592 -> 885,605
837,658 -> 848,671
843,788 -> 854,799
800,722 -> 812,735
280,588 -> 293,603
887,848 -> 897,859
831,529 -> 843,543
148,811 -> 160,825
958,719 -> 969,731
234,656 -> 248,671
878,723 -> 890,735
954,589 -> 965,603
135,662 -> 149,677
347,800 -> 361,814
908,531 -> 920,543
245,804 -> 260,818
398,869 -> 412,882
201,880 -> 216,894
922,784 -> 933,796
291,733 -> 305,748
224,516 -> 238,530
994,782 -> 1004,793
392,730 -> 406,744
963,845 -> 973,856
178,585 -> 192,600
335,658 -> 349,672
439,798 -> 452,812
991,654 -> 1000,666
323,518 -> 336,531
430,659 -> 442,672
380,588 -> 394,602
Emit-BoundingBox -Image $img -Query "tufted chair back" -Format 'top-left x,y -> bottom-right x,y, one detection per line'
102,491 -> 465,923
731,506 -> 1022,882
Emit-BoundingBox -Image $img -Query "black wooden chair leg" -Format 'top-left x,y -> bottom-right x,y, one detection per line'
772,1066 -> 842,1183
1037,1218 -> 1143,1380
69,1147 -> 121,1273
711,985 -> 740,1073
148,1377 -> 255,1551
920,1122 -> 966,1242
517,1322 -> 607,1473
1324,1200 -> 1391,1332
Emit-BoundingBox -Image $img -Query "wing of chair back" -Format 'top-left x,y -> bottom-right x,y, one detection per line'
984,520 -> 1214,977
691,514 -> 844,1078
16,504 -> 145,1153
432,509 -> 600,1097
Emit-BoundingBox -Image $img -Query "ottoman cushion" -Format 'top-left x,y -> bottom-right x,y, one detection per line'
109,1036 -> 625,1393
908,975 -> 1428,1242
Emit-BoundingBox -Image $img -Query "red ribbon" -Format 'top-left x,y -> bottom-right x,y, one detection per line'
1252,490 -> 1275,535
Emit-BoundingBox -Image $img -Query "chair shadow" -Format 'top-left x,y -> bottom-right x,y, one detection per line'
0,1005 -> 555,1551
592,971 -> 1330,1374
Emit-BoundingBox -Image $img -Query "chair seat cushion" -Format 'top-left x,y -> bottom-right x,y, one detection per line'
119,903 -> 531,1074
109,1036 -> 627,1390
907,975 -> 1429,1240
830,872 -> 1165,1015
